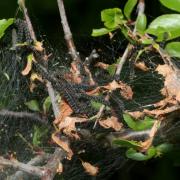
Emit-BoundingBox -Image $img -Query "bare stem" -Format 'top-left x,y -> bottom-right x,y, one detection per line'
57,0 -> 81,62
115,0 -> 145,76
0,109 -> 46,124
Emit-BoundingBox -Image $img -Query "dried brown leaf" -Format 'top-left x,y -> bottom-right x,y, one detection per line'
95,62 -> 109,70
56,162 -> 63,174
34,41 -> 43,52
52,133 -> 73,160
156,64 -> 180,101
135,62 -> 149,71
58,117 -> 88,139
99,116 -> 123,131
82,161 -> 99,176
127,111 -> 145,119
21,57 -> 33,76
54,100 -> 73,125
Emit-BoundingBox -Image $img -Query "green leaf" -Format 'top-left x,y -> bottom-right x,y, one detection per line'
32,125 -> 48,147
123,114 -> 154,131
25,100 -> 40,112
43,96 -> 52,114
113,139 -> 142,149
107,63 -> 116,76
91,100 -> 110,111
126,147 -> 157,161
101,8 -> 125,29
159,0 -> 180,12
91,28 -> 115,37
146,14 -> 180,41
136,13 -> 147,34
165,42 -> 180,58
124,0 -> 138,20
156,143 -> 173,154
0,18 -> 14,39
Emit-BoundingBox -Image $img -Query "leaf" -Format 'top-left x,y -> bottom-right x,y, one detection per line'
43,96 -> 52,114
57,116 -> 87,139
82,161 -> 99,176
0,18 -> 14,39
32,125 -> 48,147
123,114 -> 154,131
165,42 -> 180,58
101,8 -> 125,29
21,54 -> 34,76
107,63 -> 116,76
156,143 -> 173,154
91,100 -> 110,111
124,0 -> 138,20
136,13 -> 147,34
91,28 -> 115,37
99,116 -> 123,131
25,100 -> 40,112
146,14 -> 180,41
159,0 -> 180,13
113,139 -> 142,149
126,147 -> 157,161
52,133 -> 73,160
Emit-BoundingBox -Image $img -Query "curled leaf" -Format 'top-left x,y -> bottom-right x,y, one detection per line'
52,133 -> 73,160
82,161 -> 99,176
99,116 -> 123,131
21,54 -> 34,76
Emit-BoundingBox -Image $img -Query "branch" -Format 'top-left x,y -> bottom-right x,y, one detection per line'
18,0 -> 60,118
0,109 -> 47,124
8,153 -> 51,180
1,148 -> 65,180
115,0 -> 145,76
57,0 -> 81,63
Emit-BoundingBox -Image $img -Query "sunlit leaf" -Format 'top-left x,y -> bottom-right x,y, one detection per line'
101,8 -> 125,29
91,28 -> 115,37
25,100 -> 40,112
124,0 -> 138,20
136,13 -> 147,34
159,0 -> 180,12
0,18 -> 14,39
146,14 -> 180,41
165,42 -> 180,58
113,139 -> 142,149
126,147 -> 157,161
123,114 -> 154,131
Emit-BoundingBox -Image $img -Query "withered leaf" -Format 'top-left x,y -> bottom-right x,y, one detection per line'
135,62 -> 149,71
54,100 -> 73,125
82,161 -> 99,176
52,133 -> 73,160
156,64 -> 180,101
21,54 -> 34,76
57,117 -> 88,139
99,116 -> 123,131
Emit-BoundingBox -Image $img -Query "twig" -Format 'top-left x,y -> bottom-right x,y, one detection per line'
42,148 -> 65,180
57,0 -> 81,63
18,0 -> 60,118
0,109 -> 47,124
8,153 -> 51,180
0,156 -> 45,178
115,0 -> 145,76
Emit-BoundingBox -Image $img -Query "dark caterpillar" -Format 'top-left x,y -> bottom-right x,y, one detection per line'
14,19 -> 33,44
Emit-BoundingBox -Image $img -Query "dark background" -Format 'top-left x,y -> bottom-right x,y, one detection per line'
0,0 -> 162,46
0,1 -> 179,180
